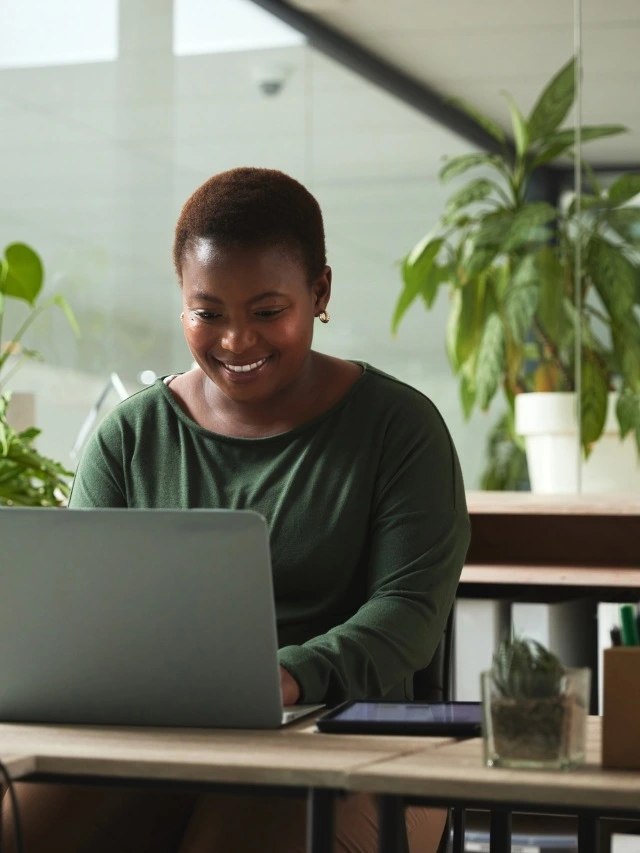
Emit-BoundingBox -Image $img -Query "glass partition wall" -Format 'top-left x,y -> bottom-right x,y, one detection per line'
3,0 -> 637,496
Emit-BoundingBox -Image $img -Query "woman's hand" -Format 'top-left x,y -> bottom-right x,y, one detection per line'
279,665 -> 301,705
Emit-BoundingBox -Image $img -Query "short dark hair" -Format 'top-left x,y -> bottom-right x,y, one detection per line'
173,167 -> 326,282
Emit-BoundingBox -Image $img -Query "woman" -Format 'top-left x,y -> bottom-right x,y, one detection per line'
3,167 -> 470,853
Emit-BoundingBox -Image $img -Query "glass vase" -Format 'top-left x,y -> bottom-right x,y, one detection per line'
481,667 -> 591,770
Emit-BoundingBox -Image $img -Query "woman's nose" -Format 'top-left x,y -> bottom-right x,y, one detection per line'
220,322 -> 258,353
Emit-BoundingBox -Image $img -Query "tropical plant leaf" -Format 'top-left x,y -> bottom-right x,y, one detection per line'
503,203 -> 557,252
1,243 -> 43,305
589,237 -> 636,321
616,390 -> 640,440
475,312 -> 505,410
473,211 -> 515,249
605,208 -> 640,244
444,178 -> 497,221
535,247 -> 565,345
502,91 -> 528,158
608,174 -> 640,207
463,246 -> 499,280
504,256 -> 539,343
53,294 -> 81,337
421,263 -> 451,309
392,239 -> 444,333
480,410 -> 529,491
540,125 -> 627,152
527,58 -> 576,142
446,289 -> 463,371
447,97 -> 506,144
439,153 -> 504,183
460,372 -> 476,420
531,141 -> 574,169
581,352 -> 609,456
612,315 -> 640,393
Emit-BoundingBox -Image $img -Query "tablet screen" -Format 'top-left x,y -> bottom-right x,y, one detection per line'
331,702 -> 482,725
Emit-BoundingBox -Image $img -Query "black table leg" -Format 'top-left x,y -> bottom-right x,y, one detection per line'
578,813 -> 599,853
452,807 -> 466,853
307,788 -> 336,853
378,795 -> 409,853
489,808 -> 511,853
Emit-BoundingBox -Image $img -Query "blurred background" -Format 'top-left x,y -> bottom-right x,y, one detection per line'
1,0 -> 638,493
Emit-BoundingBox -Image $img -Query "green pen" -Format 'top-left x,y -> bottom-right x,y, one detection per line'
620,604 -> 640,646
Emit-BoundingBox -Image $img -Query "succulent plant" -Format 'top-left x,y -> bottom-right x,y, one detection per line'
491,634 -> 565,700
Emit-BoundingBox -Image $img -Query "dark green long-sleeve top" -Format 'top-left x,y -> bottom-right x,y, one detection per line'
69,363 -> 471,705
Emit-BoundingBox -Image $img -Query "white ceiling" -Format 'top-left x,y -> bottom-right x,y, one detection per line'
287,0 -> 640,164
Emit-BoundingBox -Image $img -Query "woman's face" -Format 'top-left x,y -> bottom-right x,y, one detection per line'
180,239 -> 331,405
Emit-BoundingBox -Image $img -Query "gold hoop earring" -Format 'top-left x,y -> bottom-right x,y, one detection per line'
180,312 -> 184,321
318,310 -> 330,324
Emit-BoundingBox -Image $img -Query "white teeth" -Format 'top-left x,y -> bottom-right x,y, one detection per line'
224,357 -> 267,373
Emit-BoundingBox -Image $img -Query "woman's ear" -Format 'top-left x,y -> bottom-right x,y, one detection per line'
312,266 -> 332,312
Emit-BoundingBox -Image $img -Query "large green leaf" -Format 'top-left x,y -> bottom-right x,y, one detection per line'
444,178 -> 497,221
1,243 -> 43,305
608,174 -> 640,207
503,203 -> 558,252
540,125 -> 627,150
392,239 -> 444,333
447,97 -> 506,144
473,211 -> 515,249
460,372 -> 476,420
502,91 -> 528,158
504,256 -> 539,343
421,263 -> 451,309
531,141 -> 574,169
535,247 -> 565,344
463,246 -> 499,280
616,391 -> 640,452
528,58 -> 576,142
606,208 -> 640,244
440,153 -> 504,183
612,315 -> 640,393
475,312 -> 505,410
580,352 -> 609,455
589,237 -> 636,321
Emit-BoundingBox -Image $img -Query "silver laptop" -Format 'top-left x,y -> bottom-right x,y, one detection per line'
0,508 -> 322,728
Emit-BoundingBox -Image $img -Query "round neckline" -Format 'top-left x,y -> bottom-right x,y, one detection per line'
156,360 -> 371,443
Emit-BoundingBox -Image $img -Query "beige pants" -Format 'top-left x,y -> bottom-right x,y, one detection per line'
2,784 -> 446,853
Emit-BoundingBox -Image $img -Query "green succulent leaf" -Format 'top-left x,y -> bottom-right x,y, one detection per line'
528,57 -> 576,142
608,174 -> 640,207
581,352 -> 609,456
502,91 -> 529,158
475,312 -> 505,410
447,97 -> 506,144
1,243 -> 44,305
439,153 -> 505,183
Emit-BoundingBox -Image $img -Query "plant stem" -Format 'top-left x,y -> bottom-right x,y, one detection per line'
532,317 -> 575,391
0,355 -> 27,393
0,298 -> 51,375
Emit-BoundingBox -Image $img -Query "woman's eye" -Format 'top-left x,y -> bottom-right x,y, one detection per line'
255,309 -> 284,318
195,311 -> 220,321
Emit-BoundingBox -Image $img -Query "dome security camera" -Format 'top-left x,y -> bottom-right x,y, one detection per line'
251,64 -> 293,97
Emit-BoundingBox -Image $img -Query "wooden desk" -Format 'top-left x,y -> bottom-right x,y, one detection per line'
1,717 -> 638,853
462,492 -> 640,600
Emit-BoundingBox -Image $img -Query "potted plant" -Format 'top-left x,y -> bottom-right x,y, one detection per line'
0,242 -> 79,506
393,57 -> 640,493
481,634 -> 590,769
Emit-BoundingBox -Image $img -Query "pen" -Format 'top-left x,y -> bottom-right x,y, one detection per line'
620,604 -> 640,646
610,626 -> 622,647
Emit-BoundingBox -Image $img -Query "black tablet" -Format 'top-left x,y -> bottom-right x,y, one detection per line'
315,701 -> 483,736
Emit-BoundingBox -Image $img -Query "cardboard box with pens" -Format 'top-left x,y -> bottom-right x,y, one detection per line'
602,604 -> 640,770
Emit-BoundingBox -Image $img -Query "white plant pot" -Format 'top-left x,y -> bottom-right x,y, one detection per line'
6,391 -> 36,434
515,392 -> 640,494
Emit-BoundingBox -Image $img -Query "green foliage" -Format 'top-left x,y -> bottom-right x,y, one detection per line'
480,411 -> 530,491
393,56 -> 640,460
492,634 -> 565,700
0,242 -> 79,506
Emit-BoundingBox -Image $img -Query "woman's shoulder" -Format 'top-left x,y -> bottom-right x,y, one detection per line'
356,363 -> 444,422
93,379 -> 177,440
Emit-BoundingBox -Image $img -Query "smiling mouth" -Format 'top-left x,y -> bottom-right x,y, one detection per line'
219,356 -> 270,374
